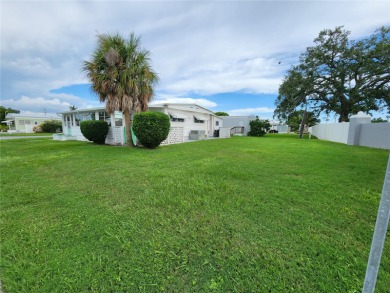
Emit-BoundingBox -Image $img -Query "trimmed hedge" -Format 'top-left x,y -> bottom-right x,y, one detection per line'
80,120 -> 109,144
133,112 -> 170,148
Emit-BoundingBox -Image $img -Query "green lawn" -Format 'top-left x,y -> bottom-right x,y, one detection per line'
1,135 -> 389,292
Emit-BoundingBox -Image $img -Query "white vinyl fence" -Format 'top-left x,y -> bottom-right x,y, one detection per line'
310,112 -> 390,150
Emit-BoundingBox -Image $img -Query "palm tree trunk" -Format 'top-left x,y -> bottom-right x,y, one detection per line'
124,110 -> 134,146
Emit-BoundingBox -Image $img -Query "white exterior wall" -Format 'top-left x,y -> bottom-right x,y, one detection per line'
106,126 -> 125,145
161,127 -> 184,145
310,122 -> 350,144
215,117 -> 223,130
152,104 -> 219,140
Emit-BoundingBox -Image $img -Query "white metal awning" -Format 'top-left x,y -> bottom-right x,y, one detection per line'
194,115 -> 208,121
169,112 -> 188,119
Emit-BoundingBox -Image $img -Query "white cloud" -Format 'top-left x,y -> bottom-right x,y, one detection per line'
151,95 -> 217,108
228,107 -> 275,116
1,95 -> 102,115
2,96 -> 71,114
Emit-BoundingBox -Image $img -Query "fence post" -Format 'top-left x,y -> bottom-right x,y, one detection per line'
347,112 -> 371,146
362,155 -> 390,293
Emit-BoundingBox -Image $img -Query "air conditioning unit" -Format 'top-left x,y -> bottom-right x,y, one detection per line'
189,130 -> 206,140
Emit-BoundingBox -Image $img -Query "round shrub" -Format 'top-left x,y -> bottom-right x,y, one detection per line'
80,120 -> 109,144
133,112 -> 170,148
40,120 -> 62,133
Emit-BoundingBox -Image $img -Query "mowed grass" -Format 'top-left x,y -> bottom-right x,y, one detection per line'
0,133 -> 53,137
0,135 -> 389,292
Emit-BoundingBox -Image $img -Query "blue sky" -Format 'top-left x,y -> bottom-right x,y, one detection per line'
1,0 -> 389,121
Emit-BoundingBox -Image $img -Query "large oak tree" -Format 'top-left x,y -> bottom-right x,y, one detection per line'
275,26 -> 389,122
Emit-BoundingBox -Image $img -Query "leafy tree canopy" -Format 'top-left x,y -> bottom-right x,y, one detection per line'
0,106 -> 20,122
275,26 -> 390,122
215,111 -> 229,116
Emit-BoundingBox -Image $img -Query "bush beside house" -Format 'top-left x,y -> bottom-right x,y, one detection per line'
33,125 -> 43,133
33,120 -> 62,133
80,120 -> 109,144
133,112 -> 170,148
248,118 -> 271,137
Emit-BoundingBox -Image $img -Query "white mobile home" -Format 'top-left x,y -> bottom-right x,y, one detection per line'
2,113 -> 62,133
55,103 -> 223,145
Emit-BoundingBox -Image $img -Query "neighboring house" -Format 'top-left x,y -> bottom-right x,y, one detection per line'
268,121 -> 290,133
2,113 -> 62,133
54,103 -> 223,145
219,116 -> 256,135
219,116 -> 290,135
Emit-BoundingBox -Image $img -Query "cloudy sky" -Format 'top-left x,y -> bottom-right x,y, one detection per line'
1,0 -> 389,120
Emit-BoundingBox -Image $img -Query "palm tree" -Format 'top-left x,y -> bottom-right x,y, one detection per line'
83,33 -> 158,146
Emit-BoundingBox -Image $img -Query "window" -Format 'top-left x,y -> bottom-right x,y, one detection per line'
170,115 -> 184,122
216,121 -> 219,126
194,116 -> 204,123
19,120 -> 30,125
74,113 -> 83,126
99,111 -> 111,126
82,112 -> 95,121
99,111 -> 108,121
